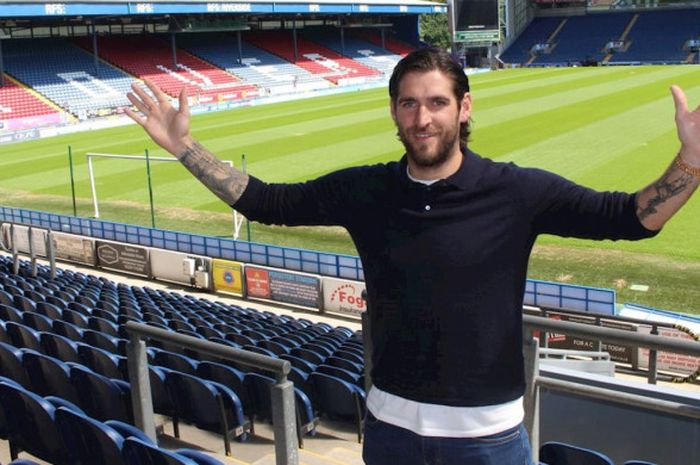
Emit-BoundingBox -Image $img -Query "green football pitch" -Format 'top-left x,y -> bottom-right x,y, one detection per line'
1,65 -> 699,313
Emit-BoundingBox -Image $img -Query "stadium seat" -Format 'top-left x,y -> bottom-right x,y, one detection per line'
56,406 -> 153,465
12,294 -> 37,312
155,349 -> 199,375
89,315 -> 121,337
40,332 -> 82,364
325,355 -> 363,374
290,347 -> 326,366
244,372 -> 317,447
196,361 -> 254,425
70,365 -> 133,423
165,371 -> 251,456
0,304 -> 23,323
316,364 -> 361,386
0,380 -> 77,464
539,441 -> 615,465
0,342 -> 30,387
52,320 -> 85,340
0,289 -> 15,306
23,350 -> 79,404
123,437 -> 226,465
308,372 -> 366,443
78,344 -> 126,380
6,321 -> 44,352
83,328 -> 121,354
23,311 -> 54,332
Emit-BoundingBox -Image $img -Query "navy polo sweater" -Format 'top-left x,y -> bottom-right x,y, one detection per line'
234,150 -> 657,406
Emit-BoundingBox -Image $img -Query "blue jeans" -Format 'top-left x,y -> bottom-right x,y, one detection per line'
362,412 -> 534,465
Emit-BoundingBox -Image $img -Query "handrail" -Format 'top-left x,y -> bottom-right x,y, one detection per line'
124,321 -> 298,465
522,314 -> 700,463
523,314 -> 700,356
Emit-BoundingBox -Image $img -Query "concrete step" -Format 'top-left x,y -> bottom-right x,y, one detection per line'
251,447 -> 363,465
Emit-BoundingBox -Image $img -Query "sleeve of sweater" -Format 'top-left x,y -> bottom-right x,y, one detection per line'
231,165 -> 385,227
518,167 -> 659,241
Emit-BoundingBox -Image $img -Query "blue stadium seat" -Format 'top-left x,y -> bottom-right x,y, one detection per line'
165,371 -> 250,456
0,380 -> 77,464
0,342 -> 30,387
123,437 -> 226,465
6,321 -> 43,352
40,332 -> 81,364
539,441 -> 615,465
196,361 -> 254,425
23,350 -> 79,404
309,372 -> 366,443
244,372 -> 317,447
23,311 -> 54,332
70,365 -> 132,423
56,406 -> 153,465
155,349 -> 199,375
78,344 -> 126,380
0,304 -> 23,323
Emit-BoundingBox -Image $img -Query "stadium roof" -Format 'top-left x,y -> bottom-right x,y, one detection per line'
0,0 -> 447,18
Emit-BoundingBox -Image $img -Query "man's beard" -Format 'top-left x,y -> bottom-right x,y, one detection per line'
397,123 -> 460,168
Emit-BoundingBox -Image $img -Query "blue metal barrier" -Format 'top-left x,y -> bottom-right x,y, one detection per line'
0,206 -> 365,281
1,206 -> 618,315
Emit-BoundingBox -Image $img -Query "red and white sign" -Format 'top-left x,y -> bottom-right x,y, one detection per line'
245,267 -> 271,299
323,277 -> 366,318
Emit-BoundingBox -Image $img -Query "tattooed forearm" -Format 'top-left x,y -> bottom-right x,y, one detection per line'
637,171 -> 693,221
178,141 -> 249,205
636,157 -> 699,229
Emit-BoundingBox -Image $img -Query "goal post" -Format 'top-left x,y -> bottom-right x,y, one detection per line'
86,152 -> 245,240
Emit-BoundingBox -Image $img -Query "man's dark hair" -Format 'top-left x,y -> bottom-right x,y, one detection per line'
389,47 -> 471,144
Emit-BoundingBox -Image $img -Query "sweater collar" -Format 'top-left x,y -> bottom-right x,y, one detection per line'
397,147 -> 485,191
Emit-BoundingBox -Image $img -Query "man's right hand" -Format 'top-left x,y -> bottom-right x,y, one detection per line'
125,79 -> 193,157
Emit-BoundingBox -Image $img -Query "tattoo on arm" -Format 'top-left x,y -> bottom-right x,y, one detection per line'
636,169 -> 694,222
179,141 -> 249,205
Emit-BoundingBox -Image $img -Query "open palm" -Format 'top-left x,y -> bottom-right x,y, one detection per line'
125,79 -> 192,156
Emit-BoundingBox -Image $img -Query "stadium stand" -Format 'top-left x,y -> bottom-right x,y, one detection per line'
244,30 -> 382,85
0,76 -> 61,121
499,16 -> 564,65
301,27 -> 403,77
73,35 -> 261,105
353,29 -> 415,56
532,13 -> 633,66
608,9 -> 700,64
503,9 -> 700,66
175,32 -> 329,94
0,255 -> 366,457
2,38 -> 133,118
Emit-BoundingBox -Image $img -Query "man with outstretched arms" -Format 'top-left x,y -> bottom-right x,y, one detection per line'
126,48 -> 700,465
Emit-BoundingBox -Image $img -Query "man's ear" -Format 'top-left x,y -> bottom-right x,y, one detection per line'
390,100 -> 397,123
459,93 -> 472,123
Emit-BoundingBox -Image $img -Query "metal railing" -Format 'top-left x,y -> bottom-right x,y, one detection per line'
522,314 -> 700,462
124,321 -> 299,465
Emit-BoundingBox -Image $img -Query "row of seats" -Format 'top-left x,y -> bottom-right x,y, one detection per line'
502,9 -> 700,65
0,375 -> 225,465
243,30 -> 382,84
0,257 -> 367,446
0,76 -> 60,119
1,30 -> 412,123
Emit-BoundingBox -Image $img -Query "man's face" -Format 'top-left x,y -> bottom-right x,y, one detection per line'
391,70 -> 471,172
